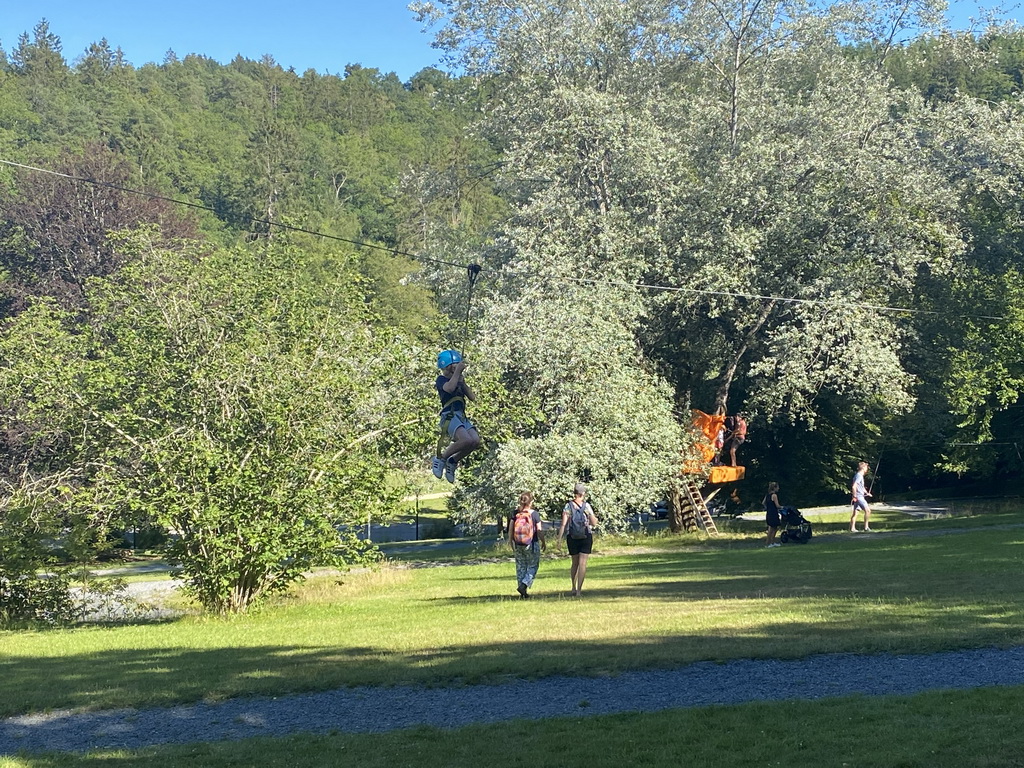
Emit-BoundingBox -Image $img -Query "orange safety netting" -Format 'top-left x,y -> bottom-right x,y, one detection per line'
691,409 -> 726,464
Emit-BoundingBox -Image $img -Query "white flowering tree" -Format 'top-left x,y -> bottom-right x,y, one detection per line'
414,0 -> 1024,497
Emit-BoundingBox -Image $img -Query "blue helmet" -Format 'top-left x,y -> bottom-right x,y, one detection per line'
437,349 -> 463,369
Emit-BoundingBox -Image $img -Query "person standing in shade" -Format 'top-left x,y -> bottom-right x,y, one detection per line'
850,461 -> 873,532
508,491 -> 544,598
763,481 -> 782,548
558,483 -> 598,597
726,413 -> 748,467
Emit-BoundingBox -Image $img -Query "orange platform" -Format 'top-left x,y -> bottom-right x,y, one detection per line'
708,465 -> 745,484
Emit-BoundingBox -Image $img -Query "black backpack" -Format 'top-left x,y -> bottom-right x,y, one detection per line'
566,501 -> 591,539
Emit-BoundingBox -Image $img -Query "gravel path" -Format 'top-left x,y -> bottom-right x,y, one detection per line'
3,645 -> 1024,755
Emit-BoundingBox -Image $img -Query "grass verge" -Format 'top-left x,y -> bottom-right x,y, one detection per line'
2,685 -> 1022,767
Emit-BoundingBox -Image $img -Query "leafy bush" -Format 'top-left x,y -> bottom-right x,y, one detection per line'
0,503 -> 78,627
0,571 -> 76,628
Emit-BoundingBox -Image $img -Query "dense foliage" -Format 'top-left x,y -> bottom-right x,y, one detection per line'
0,229 -> 434,612
0,24 -> 504,613
416,0 -> 1024,504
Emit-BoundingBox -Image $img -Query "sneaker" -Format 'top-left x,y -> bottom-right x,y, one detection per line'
444,459 -> 457,484
517,582 -> 527,598
431,457 -> 444,480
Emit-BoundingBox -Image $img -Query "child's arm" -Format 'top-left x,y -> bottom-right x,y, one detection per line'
442,361 -> 476,400
441,362 -> 464,394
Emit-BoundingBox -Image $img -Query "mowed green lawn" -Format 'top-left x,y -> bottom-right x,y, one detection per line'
2,507 -> 1024,719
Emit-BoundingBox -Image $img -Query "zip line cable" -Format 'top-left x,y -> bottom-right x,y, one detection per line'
0,158 -> 1009,322
0,159 -> 466,270
504,270 -> 1007,322
462,263 -> 482,350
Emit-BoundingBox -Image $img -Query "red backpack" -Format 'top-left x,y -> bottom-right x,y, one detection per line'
512,510 -> 535,546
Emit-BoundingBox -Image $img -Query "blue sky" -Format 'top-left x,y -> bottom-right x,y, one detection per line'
0,2 -> 1020,83
0,1 -> 444,81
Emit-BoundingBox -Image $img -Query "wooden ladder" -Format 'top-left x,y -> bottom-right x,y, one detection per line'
681,477 -> 719,536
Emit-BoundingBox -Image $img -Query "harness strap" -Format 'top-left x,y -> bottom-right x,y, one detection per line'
436,396 -> 467,457
436,412 -> 456,457
440,394 -> 466,416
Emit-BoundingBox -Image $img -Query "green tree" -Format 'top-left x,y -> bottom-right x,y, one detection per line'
457,279 -> 686,529
895,93 -> 1024,479
0,231 -> 430,613
8,19 -> 67,81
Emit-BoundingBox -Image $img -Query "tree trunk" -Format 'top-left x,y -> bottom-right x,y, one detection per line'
713,299 -> 777,413
669,484 -> 684,533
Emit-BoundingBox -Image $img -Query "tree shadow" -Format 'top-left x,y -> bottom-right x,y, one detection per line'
3,595 -> 1021,723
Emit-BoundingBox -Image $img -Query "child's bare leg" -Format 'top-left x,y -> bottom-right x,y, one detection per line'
441,426 -> 480,463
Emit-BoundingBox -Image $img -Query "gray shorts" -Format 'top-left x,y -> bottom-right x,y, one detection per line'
440,411 -> 475,439
853,496 -> 870,512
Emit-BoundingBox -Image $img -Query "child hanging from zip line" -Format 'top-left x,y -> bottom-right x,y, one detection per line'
432,349 -> 482,484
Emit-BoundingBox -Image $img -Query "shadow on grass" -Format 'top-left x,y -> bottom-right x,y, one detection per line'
2,598 -> 1022,721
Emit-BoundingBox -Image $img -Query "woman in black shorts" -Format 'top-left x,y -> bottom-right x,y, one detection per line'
764,481 -> 782,548
558,483 -> 599,596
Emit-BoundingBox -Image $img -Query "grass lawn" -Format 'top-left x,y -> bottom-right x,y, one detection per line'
3,505 -> 1024,719
3,685 -> 1023,768
800,499 -> 1024,532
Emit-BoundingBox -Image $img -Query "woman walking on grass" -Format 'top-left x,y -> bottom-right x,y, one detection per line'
558,483 -> 598,597
509,491 -> 544,598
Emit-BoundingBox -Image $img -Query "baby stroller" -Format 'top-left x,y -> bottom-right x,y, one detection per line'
778,506 -> 812,544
